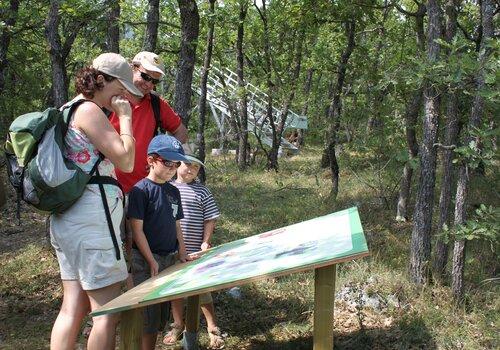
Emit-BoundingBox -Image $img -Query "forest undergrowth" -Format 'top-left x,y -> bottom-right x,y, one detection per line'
0,146 -> 498,349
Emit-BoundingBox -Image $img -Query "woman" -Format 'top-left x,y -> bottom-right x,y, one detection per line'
49,53 -> 142,350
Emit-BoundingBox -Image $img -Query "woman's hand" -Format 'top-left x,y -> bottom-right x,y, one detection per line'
111,95 -> 132,118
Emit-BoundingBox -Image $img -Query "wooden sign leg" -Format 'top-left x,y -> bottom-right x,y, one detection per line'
313,264 -> 336,350
119,308 -> 142,350
183,295 -> 201,350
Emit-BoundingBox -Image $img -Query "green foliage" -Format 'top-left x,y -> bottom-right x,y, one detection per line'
455,205 -> 500,248
437,204 -> 500,254
453,126 -> 500,168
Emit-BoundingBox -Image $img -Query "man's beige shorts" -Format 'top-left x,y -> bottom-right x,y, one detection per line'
50,188 -> 127,290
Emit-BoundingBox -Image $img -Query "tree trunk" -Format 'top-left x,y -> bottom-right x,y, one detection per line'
254,1 -> 277,171
174,0 -> 199,127
396,88 -> 422,221
433,0 -> 461,281
366,0 -> 389,134
0,0 -> 20,95
196,0 -> 216,183
409,0 -> 442,285
298,68 -> 314,146
452,0 -> 494,302
451,166 -> 467,300
324,20 -> 355,199
254,1 -> 279,170
236,1 -> 248,170
395,3 -> 426,221
106,0 -> 120,53
143,0 -> 159,52
45,0 -> 68,107
267,28 -> 305,166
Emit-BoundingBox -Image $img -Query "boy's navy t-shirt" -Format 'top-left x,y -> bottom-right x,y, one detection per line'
128,178 -> 184,256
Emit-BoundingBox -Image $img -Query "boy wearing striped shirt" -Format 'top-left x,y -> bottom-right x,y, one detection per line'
162,155 -> 225,349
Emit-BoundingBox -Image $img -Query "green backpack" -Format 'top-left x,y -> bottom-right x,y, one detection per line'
4,99 -> 122,259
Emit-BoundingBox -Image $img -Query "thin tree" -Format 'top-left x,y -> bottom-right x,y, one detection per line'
106,0 -> 120,53
45,0 -> 67,107
324,20 -> 355,199
44,0 -> 87,107
0,0 -> 20,95
451,0 -> 494,302
174,0 -> 200,127
274,27 -> 305,157
236,0 -> 249,170
396,89 -> 422,221
395,1 -> 426,222
197,0 -> 216,182
366,0 -> 390,134
298,67 -> 314,146
254,0 -> 277,170
143,0 -> 159,52
433,0 -> 461,281
409,0 -> 442,285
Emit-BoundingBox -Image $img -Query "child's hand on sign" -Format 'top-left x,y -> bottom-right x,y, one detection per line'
201,242 -> 212,251
178,252 -> 199,263
149,259 -> 159,276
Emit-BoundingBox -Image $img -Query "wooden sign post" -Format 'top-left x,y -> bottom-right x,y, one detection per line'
313,265 -> 336,350
93,207 -> 369,349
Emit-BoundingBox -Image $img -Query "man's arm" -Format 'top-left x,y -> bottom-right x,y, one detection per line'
172,123 -> 188,144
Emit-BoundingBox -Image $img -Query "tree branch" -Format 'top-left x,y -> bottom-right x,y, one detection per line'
253,0 -> 265,22
457,20 -> 478,43
393,1 -> 419,17
434,143 -> 456,150
121,20 -> 180,29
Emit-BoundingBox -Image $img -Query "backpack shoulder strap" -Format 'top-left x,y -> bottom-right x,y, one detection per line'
61,99 -> 91,123
61,99 -> 99,136
150,92 -> 165,135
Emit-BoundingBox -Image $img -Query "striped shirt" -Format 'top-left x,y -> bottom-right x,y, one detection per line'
171,181 -> 220,254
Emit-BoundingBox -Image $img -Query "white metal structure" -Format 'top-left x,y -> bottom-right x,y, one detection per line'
193,65 -> 308,152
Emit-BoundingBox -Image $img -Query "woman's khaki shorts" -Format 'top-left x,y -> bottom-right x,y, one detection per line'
50,187 -> 127,291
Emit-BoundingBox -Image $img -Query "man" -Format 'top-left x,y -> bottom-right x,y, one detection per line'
108,51 -> 189,290
109,51 -> 188,194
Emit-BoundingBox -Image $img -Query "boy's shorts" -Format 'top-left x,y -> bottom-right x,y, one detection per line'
50,188 -> 127,291
131,249 -> 176,334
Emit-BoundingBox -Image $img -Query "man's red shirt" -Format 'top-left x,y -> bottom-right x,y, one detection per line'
109,94 -> 182,193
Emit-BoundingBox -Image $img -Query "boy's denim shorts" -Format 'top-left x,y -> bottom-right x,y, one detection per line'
50,188 -> 127,290
131,248 -> 177,334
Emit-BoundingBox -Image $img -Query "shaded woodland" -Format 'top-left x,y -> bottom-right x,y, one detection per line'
0,1 -> 498,345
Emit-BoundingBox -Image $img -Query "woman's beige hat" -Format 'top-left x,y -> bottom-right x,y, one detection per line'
92,53 -> 143,97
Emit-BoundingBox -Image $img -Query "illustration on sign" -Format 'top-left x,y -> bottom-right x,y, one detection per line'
143,207 -> 366,302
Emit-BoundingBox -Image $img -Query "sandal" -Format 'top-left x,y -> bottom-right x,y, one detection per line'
162,323 -> 184,346
208,326 -> 226,349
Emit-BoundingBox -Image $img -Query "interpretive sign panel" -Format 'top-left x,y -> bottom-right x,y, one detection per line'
93,207 -> 368,316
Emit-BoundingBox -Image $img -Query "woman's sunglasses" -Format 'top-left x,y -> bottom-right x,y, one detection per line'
140,71 -> 161,85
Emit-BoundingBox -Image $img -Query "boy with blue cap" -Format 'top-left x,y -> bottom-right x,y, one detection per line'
127,134 -> 193,350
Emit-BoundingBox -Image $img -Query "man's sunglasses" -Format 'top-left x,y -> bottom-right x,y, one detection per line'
158,158 -> 181,168
140,71 -> 161,85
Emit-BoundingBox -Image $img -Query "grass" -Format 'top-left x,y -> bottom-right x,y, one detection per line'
0,145 -> 498,349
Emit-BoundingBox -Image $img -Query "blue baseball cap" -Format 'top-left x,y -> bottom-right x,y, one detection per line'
147,135 -> 190,162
